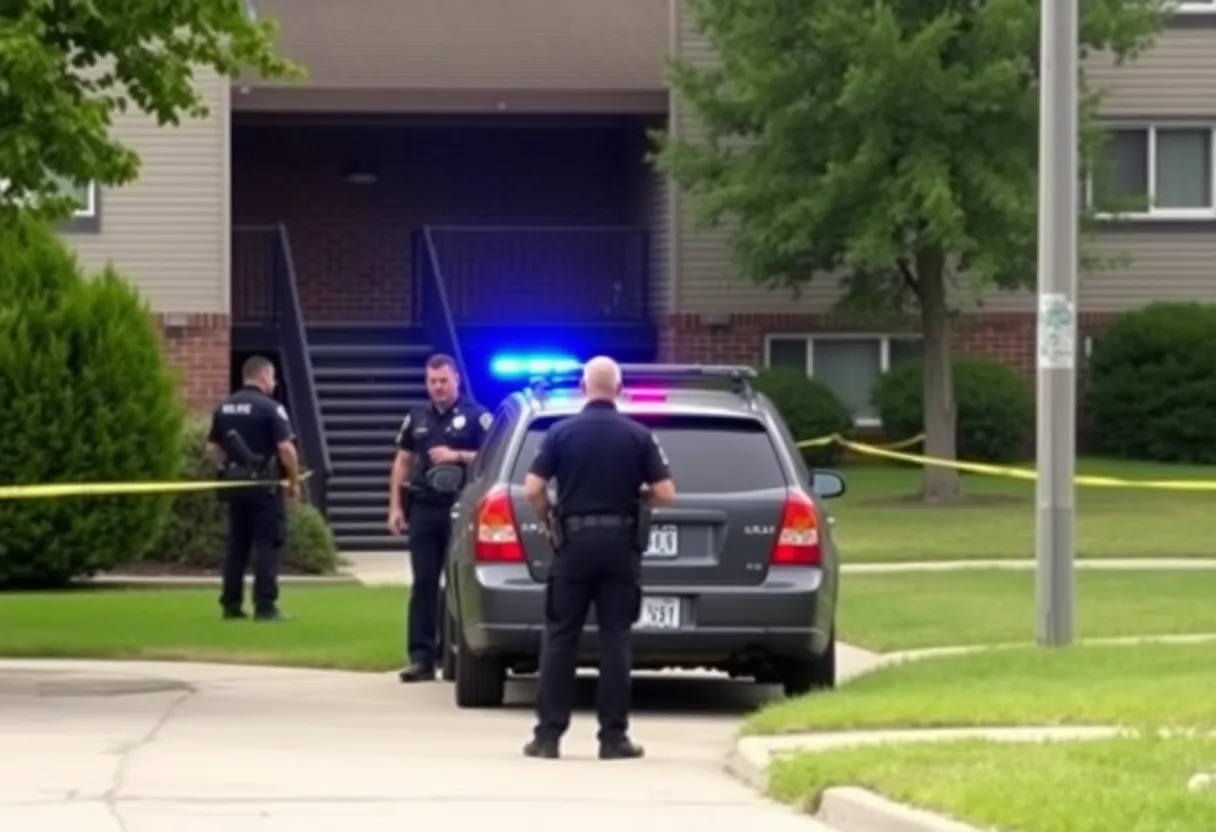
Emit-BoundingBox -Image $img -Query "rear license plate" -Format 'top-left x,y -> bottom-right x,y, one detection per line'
635,596 -> 681,630
645,524 -> 679,558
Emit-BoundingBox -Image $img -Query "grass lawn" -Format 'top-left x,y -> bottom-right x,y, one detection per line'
768,734 -> 1216,832
0,585 -> 406,670
744,642 -> 1216,735
831,460 -> 1216,562
839,569 -> 1216,651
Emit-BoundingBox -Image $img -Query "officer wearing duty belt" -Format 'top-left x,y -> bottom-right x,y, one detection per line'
205,355 -> 302,622
522,356 -> 676,761
387,354 -> 491,683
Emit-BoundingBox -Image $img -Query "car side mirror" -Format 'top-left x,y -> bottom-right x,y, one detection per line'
810,469 -> 847,499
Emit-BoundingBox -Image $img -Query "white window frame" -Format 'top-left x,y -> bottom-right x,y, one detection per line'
1089,123 -> 1216,221
1176,0 -> 1216,13
72,181 -> 97,219
763,333 -> 922,428
0,178 -> 96,217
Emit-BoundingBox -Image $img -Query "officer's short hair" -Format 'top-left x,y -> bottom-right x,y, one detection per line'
426,354 -> 459,374
242,355 -> 274,380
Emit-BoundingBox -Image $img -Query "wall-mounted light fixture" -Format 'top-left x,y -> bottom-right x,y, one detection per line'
341,160 -> 378,186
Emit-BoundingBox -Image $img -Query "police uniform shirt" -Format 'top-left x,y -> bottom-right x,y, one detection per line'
395,397 -> 493,499
528,400 -> 670,517
207,386 -> 295,460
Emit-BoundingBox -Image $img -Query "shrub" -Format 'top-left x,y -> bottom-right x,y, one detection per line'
872,357 -> 1033,464
145,420 -> 341,574
0,215 -> 185,587
754,367 -> 855,466
1085,302 -> 1216,463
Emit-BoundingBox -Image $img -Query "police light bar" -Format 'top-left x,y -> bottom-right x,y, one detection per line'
489,352 -> 581,379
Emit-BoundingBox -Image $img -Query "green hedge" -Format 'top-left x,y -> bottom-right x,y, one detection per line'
145,421 -> 341,573
872,357 -> 1033,464
1086,302 -> 1216,463
754,367 -> 855,466
0,216 -> 184,587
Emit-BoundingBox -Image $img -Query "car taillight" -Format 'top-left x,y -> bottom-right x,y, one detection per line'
770,490 -> 822,567
474,486 -> 526,563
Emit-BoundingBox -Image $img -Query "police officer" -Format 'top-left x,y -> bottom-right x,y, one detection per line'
205,355 -> 302,622
521,356 -> 676,761
387,354 -> 492,683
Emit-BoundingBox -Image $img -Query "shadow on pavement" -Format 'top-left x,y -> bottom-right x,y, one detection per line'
498,671 -> 782,717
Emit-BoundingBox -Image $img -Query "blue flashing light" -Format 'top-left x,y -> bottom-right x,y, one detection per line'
489,353 -> 582,379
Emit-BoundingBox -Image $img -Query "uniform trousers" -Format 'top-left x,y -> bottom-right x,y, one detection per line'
221,490 -> 285,614
535,527 -> 641,744
408,501 -> 453,667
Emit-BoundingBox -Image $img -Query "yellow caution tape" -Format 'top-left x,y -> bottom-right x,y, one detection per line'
0,471 -> 314,501
797,433 -> 1216,491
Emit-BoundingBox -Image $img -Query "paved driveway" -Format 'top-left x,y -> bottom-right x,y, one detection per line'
1,650 -> 880,831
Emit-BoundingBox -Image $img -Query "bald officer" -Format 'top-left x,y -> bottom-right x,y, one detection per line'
521,356 -> 677,761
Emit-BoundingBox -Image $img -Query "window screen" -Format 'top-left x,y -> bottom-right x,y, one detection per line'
509,414 -> 788,493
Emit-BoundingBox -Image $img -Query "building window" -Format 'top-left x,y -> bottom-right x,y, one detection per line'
764,334 -> 922,426
0,176 -> 100,232
1090,126 -> 1216,219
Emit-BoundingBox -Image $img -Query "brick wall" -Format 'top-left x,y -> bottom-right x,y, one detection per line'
156,312 -> 231,413
231,122 -> 642,323
660,311 -> 1119,378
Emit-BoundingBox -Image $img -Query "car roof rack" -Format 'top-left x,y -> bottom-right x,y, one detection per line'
527,363 -> 758,403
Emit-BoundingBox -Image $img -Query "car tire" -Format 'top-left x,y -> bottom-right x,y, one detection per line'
441,607 -> 458,682
779,633 -> 837,697
453,621 -> 506,708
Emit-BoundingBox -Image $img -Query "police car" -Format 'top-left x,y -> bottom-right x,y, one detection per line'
441,363 -> 845,708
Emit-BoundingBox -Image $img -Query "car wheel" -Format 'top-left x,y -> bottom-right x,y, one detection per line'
441,607 -> 458,682
779,633 -> 836,697
454,622 -> 506,708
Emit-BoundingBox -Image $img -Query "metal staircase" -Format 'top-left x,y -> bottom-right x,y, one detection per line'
309,327 -> 434,552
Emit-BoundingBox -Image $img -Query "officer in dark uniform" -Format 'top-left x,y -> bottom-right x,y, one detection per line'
204,355 -> 302,622
387,353 -> 492,683
521,356 -> 677,761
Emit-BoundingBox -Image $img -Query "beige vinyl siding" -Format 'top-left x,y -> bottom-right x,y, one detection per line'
251,0 -> 667,92
1087,26 -> 1216,118
672,4 -> 1216,314
64,69 -> 230,314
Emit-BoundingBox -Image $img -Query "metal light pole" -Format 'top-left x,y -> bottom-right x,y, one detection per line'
1034,0 -> 1080,647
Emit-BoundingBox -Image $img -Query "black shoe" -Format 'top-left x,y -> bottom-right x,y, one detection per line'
253,609 -> 289,622
523,738 -> 560,759
398,663 -> 436,683
222,609 -> 248,620
598,739 -> 645,760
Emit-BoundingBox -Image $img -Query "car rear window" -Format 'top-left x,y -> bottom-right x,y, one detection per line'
509,413 -> 788,493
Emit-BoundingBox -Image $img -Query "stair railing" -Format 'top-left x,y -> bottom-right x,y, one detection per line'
234,223 -> 332,513
419,226 -> 475,402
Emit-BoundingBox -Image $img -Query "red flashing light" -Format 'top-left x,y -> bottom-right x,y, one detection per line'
474,486 -> 526,563
769,490 -> 822,567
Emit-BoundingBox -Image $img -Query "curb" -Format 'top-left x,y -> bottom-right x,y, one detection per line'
817,788 -> 985,832
842,558 -> 1216,573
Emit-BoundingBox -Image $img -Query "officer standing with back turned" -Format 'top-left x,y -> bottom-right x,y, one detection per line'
205,355 -> 302,622
521,356 -> 677,761
387,354 -> 491,683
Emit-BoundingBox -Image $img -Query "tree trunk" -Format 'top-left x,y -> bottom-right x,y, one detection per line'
917,251 -> 961,504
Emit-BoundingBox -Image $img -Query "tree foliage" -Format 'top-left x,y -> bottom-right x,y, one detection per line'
655,0 -> 1165,500
0,0 -> 300,218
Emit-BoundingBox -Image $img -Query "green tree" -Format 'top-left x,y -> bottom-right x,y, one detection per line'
0,0 -> 300,218
656,0 -> 1165,502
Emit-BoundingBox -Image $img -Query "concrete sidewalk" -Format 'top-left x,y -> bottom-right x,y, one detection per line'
0,659 -> 843,832
90,554 -> 1216,588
